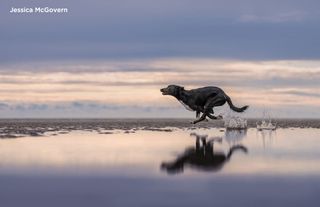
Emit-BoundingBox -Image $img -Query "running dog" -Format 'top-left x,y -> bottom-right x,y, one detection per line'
160,85 -> 249,124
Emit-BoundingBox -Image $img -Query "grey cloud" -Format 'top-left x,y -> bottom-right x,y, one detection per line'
1,0 -> 320,62
10,104 -> 49,111
0,101 -> 319,118
0,66 -> 319,90
0,101 -> 187,118
0,62 -> 177,73
0,103 -> 9,109
0,88 -> 106,94
277,90 -> 320,98
238,11 -> 307,23
2,23 -> 320,62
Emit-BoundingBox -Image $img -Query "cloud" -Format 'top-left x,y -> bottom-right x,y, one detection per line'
2,0 -> 320,118
2,1 -> 320,62
0,59 -> 319,117
0,101 -> 185,118
0,100 -> 319,118
275,90 -> 320,98
239,11 -> 307,23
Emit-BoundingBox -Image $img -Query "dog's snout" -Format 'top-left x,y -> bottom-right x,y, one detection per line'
160,88 -> 165,92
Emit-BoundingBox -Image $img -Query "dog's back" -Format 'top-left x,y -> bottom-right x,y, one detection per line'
190,86 -> 225,96
189,86 -> 225,105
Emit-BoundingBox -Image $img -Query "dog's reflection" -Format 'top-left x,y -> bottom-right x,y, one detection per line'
161,132 -> 248,174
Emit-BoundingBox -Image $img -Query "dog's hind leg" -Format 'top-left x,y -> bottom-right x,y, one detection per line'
202,96 -> 225,121
192,96 -> 225,124
195,110 -> 209,122
192,108 -> 213,124
205,108 -> 216,120
207,113 -> 217,119
207,110 -> 223,120
207,113 -> 223,120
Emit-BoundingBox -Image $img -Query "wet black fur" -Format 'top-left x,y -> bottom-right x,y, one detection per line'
160,85 -> 249,124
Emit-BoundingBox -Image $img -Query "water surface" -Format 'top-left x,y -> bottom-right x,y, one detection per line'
0,120 -> 319,207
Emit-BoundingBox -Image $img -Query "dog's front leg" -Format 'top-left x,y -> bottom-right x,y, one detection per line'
196,110 -> 209,122
192,113 -> 207,124
193,98 -> 221,124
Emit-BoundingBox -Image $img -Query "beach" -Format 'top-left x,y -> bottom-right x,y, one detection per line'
3,0 -> 320,206
0,119 -> 319,207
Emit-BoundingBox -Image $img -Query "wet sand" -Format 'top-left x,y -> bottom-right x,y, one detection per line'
0,118 -> 319,138
0,119 -> 319,207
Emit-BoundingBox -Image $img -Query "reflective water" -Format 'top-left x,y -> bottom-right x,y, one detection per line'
0,128 -> 319,177
1,127 -> 320,207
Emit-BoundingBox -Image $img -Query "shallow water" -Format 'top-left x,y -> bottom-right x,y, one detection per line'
0,128 -> 319,177
0,121 -> 319,207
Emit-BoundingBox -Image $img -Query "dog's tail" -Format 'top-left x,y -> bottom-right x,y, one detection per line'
226,95 -> 249,113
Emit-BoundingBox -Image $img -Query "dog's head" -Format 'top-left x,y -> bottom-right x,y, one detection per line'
160,85 -> 184,97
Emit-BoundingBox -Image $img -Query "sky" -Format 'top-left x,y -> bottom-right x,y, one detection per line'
0,0 -> 319,118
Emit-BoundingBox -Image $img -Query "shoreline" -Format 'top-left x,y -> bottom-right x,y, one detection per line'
0,118 -> 319,138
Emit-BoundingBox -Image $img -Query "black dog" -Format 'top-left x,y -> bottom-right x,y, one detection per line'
160,85 -> 249,124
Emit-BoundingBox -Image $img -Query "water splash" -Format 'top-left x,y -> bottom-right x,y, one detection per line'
223,116 -> 247,129
256,109 -> 277,130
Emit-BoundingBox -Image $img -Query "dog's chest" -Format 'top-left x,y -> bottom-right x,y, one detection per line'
178,92 -> 206,111
178,99 -> 200,111
178,100 -> 194,111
